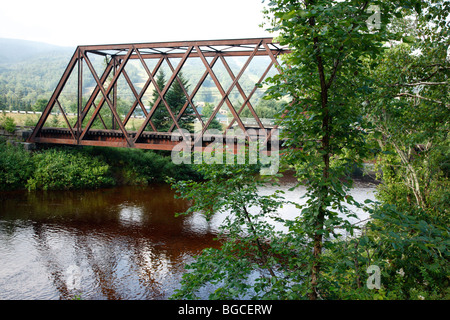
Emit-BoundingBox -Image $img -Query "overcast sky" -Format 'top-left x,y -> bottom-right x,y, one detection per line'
0,0 -> 273,47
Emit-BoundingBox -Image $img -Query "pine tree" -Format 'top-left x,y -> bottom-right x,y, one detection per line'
166,72 -> 195,132
149,71 -> 195,132
149,70 -> 168,131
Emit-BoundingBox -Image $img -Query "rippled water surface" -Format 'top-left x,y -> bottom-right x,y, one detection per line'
0,177 -> 376,300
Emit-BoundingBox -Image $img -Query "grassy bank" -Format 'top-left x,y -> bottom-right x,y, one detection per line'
0,139 -> 200,191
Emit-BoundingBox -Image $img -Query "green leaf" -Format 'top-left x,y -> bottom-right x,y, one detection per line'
403,35 -> 416,43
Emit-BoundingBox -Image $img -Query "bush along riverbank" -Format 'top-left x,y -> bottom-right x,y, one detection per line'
0,139 -> 200,191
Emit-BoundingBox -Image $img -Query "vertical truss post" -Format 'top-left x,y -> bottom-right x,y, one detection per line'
112,56 -> 118,131
80,48 -> 134,146
74,58 -> 115,131
77,49 -> 83,144
194,41 -> 262,142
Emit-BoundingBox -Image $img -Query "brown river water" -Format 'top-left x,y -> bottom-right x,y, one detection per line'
0,176 -> 376,300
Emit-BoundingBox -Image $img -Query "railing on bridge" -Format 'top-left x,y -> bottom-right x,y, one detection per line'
28,38 -> 289,150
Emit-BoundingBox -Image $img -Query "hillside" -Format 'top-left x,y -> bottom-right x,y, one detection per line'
0,38 -> 74,65
0,38 -> 74,110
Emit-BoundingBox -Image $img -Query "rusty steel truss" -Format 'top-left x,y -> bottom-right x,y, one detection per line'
28,38 -> 289,150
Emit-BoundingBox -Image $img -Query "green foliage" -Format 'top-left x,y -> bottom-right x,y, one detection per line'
201,103 -> 223,131
24,115 -> 38,127
365,204 -> 450,300
166,72 -> 196,132
170,163 -> 287,300
168,0 -> 449,301
240,99 -> 287,119
149,70 -> 168,131
0,39 -> 73,111
0,114 -> 16,133
324,202 -> 450,300
261,0 -> 399,299
362,3 -> 449,220
148,71 -> 195,132
49,115 -> 60,127
26,149 -> 115,190
0,140 -> 198,191
80,147 -> 200,185
32,98 -> 48,112
0,142 -> 34,190
357,4 -> 450,299
170,162 -> 449,300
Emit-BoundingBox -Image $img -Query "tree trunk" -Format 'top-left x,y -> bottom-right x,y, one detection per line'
310,92 -> 330,300
391,141 -> 426,208
307,0 -> 331,299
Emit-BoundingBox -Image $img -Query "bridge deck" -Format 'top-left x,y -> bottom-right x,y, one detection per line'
34,127 -> 280,152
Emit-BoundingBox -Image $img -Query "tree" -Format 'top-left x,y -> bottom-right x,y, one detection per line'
169,163 -> 285,300
166,72 -> 196,132
363,2 -> 449,220
201,102 -> 222,131
169,0 -> 449,301
0,96 -> 6,110
32,98 -> 49,112
240,99 -> 287,119
261,0 -> 408,299
149,70 -> 168,131
368,44 -> 449,212
149,71 -> 194,132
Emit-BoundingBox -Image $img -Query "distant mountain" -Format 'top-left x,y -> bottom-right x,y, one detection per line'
0,38 -> 76,110
0,38 -> 74,65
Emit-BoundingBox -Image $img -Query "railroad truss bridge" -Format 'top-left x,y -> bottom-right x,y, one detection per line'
28,38 -> 289,152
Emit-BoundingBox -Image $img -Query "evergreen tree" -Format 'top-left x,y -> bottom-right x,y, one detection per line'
149,71 -> 195,132
166,72 -> 195,132
0,96 -> 6,110
149,70 -> 168,131
32,98 -> 49,112
201,102 -> 223,131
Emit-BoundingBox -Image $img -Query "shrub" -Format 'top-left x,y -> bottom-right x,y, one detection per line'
24,116 -> 38,127
0,142 -> 34,190
79,147 -> 200,184
0,115 -> 16,133
26,149 -> 115,190
366,204 -> 450,299
0,143 -> 200,192
323,202 -> 450,300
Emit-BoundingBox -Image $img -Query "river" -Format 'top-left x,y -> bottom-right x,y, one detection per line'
0,176 -> 377,300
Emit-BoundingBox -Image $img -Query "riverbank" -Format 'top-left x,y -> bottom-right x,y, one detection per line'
0,135 -> 380,192
0,139 -> 200,191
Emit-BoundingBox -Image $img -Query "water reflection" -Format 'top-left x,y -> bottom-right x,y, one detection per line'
119,205 -> 144,226
0,185 -> 220,300
0,180 -> 376,300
